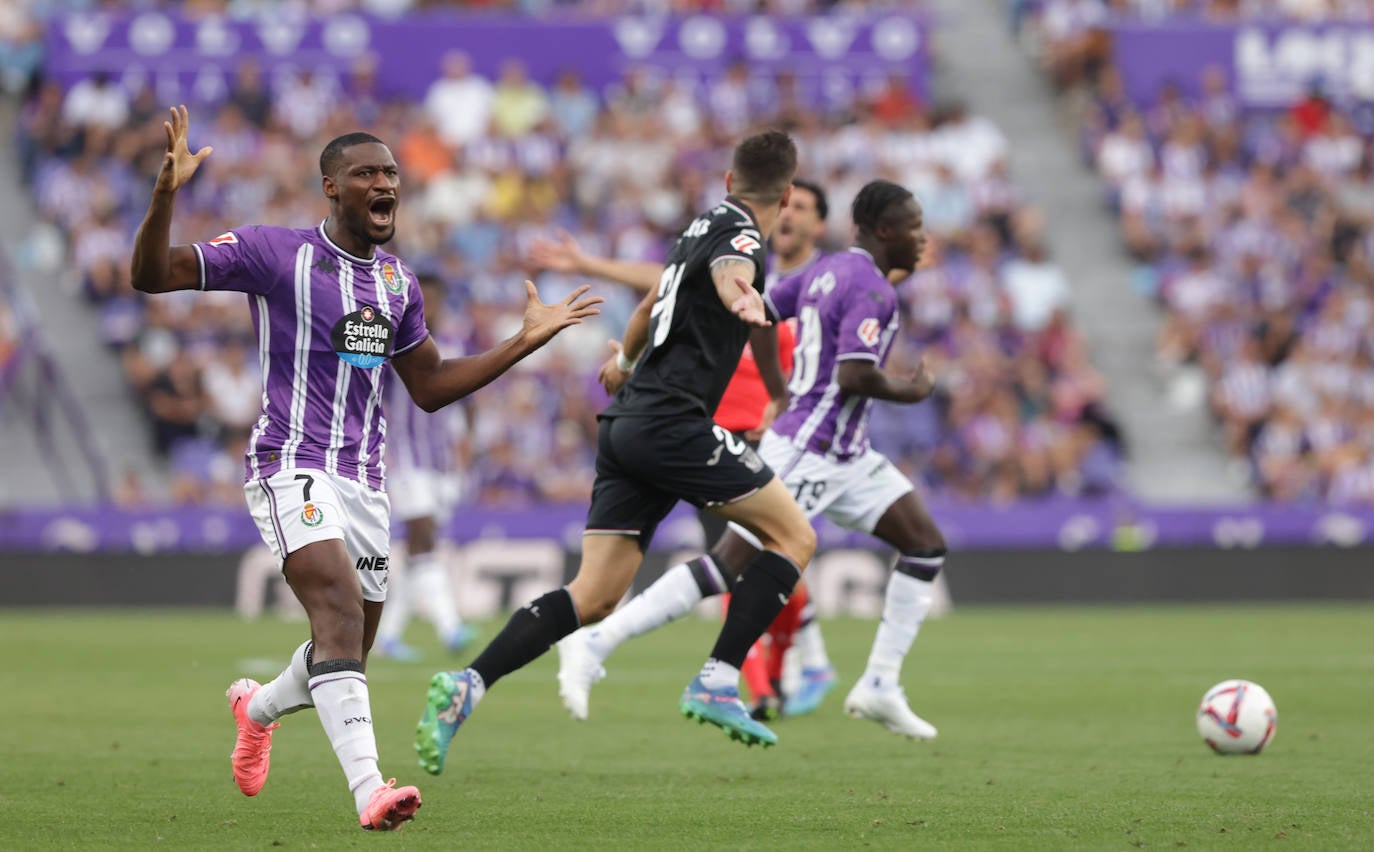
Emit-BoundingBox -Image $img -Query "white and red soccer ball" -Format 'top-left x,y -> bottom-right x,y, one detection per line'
1196,679 -> 1277,755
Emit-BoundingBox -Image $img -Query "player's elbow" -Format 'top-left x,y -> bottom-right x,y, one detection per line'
415,392 -> 444,414
129,263 -> 158,294
130,257 -> 176,294
835,371 -> 871,397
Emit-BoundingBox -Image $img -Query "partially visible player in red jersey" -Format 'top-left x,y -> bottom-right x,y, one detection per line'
529,180 -> 838,721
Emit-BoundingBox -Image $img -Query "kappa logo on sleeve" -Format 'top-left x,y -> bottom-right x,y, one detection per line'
207,232 -> 238,246
857,318 -> 881,347
730,233 -> 762,255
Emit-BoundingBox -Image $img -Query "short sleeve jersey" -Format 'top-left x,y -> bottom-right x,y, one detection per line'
193,222 -> 429,490
764,247 -> 899,460
602,196 -> 767,420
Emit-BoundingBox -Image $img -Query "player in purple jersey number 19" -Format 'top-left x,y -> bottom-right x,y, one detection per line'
130,105 -> 602,830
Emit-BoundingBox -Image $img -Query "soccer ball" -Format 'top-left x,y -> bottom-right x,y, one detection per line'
1196,679 -> 1277,755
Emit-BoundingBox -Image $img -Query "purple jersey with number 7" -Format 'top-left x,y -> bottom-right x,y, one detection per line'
193,222 -> 429,490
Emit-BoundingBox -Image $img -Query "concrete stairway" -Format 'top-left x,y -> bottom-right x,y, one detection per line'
927,0 -> 1244,503
0,99 -> 164,506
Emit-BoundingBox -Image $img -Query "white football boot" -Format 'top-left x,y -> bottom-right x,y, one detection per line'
555,631 -> 606,721
843,679 -> 938,740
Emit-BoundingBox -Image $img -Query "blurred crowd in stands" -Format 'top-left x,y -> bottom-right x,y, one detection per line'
17,8 -> 1121,507
1028,2 -> 1374,502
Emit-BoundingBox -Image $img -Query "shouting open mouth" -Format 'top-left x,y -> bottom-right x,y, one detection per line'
368,195 -> 396,231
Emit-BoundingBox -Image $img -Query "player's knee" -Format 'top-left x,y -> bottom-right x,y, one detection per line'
577,595 -> 620,625
709,531 -> 757,577
914,527 -> 946,554
295,571 -> 364,619
567,584 -> 622,626
779,521 -> 817,568
891,517 -> 946,556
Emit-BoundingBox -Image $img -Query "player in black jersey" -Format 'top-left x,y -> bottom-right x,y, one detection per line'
416,132 -> 816,772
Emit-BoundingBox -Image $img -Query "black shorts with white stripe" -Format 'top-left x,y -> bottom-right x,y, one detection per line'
584,414 -> 775,552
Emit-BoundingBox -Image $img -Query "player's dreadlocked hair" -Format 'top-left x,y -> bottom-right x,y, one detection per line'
851,180 -> 914,235
319,132 -> 386,177
729,131 -> 798,206
791,178 -> 829,221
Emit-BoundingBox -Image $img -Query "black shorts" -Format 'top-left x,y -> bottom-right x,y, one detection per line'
585,415 -> 775,551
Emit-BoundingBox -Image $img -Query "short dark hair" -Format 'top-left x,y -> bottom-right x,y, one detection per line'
852,180 -> 914,234
791,178 -> 828,221
730,131 -> 797,206
319,132 -> 386,177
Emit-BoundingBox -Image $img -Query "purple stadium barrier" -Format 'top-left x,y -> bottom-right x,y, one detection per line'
3,498 -> 1372,553
1112,18 -> 1374,107
44,10 -> 929,105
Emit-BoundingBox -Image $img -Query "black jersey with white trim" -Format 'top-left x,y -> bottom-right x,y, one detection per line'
603,196 -> 768,420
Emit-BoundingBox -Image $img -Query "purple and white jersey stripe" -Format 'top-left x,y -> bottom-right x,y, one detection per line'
764,247 -> 899,461
194,223 -> 429,491
385,329 -> 466,475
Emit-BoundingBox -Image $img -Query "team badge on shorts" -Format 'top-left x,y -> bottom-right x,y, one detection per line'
301,502 -> 324,527
381,262 -> 403,293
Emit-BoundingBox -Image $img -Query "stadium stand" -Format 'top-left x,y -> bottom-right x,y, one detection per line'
1021,1 -> 1374,502
17,6 -> 1121,507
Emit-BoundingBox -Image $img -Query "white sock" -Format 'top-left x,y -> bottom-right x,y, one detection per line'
793,597 -> 831,670
410,551 -> 462,640
248,640 -> 314,725
697,657 -> 741,691
374,555 -> 410,645
309,668 -> 385,814
583,558 -> 724,660
862,568 -> 936,691
462,668 -> 488,705
373,585 -> 409,645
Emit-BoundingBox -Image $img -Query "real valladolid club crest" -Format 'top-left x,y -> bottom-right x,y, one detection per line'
381,262 -> 402,293
301,502 -> 324,527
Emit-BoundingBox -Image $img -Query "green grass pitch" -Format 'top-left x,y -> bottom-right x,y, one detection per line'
4,604 -> 1372,849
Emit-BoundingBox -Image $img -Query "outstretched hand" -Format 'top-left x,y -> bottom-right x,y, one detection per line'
729,276 -> 772,328
156,105 -> 212,194
521,281 -> 604,349
528,230 -> 586,274
747,394 -> 789,441
909,359 -> 936,402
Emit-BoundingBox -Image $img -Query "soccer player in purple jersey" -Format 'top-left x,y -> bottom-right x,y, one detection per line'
130,106 -> 601,830
373,273 -> 478,662
551,180 -> 948,740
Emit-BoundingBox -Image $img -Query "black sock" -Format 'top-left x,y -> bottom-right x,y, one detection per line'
895,548 -> 946,582
709,551 -> 800,668
307,657 -> 362,677
468,589 -> 580,688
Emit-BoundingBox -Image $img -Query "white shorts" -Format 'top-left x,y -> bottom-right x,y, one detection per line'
388,468 -> 461,522
244,468 -> 392,603
754,430 -> 914,533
